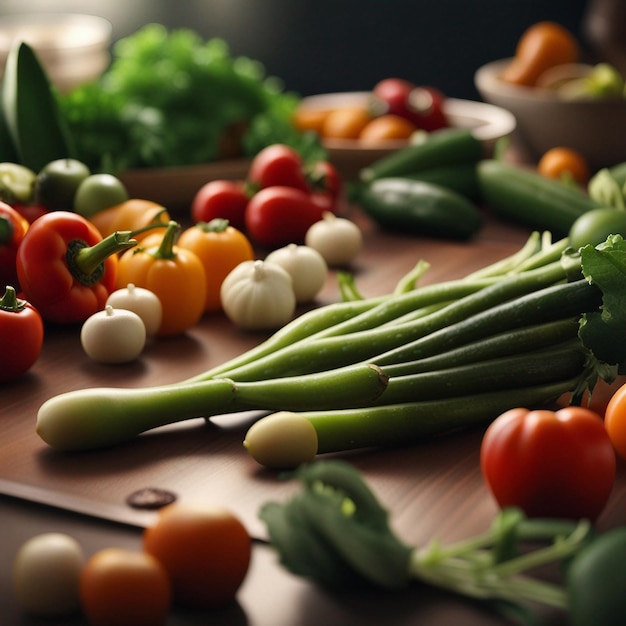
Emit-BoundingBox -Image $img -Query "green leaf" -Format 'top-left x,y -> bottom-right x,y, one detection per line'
259,460 -> 412,590
2,42 -> 72,171
579,235 -> 626,373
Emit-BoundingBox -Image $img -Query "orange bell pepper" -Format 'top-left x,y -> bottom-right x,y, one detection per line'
90,199 -> 170,244
177,218 -> 254,313
115,221 -> 207,336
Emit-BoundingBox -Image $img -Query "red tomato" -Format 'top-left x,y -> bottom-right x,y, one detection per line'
480,406 -> 616,520
245,186 -> 326,248
372,78 -> 415,118
191,180 -> 249,232
10,201 -> 48,224
0,202 -> 29,289
143,503 -> 251,609
373,78 -> 449,132
80,548 -> 171,626
0,286 -> 44,383
247,144 -> 310,193
308,161 -> 342,214
604,381 -> 626,461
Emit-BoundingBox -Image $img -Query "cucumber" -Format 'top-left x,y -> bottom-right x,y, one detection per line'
357,177 -> 483,240
359,127 -> 484,183
404,162 -> 479,199
1,42 -> 72,172
477,159 -> 603,237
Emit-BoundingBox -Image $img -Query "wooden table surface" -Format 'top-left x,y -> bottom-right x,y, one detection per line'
1,203 -> 624,625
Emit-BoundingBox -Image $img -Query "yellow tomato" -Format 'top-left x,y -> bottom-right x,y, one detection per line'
80,548 -> 171,626
89,199 -> 170,243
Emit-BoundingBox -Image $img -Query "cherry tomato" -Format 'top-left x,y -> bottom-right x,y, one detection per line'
191,180 -> 250,232
603,381 -> 626,461
80,548 -> 171,626
372,78 -> 415,118
501,21 -> 579,87
359,114 -> 417,143
480,406 -> 616,520
321,106 -> 372,140
0,286 -> 44,383
372,79 -> 449,132
537,147 -> 590,186
247,144 -> 310,193
245,186 -> 326,248
143,503 -> 251,609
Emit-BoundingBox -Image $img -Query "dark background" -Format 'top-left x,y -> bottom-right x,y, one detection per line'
1,0 -> 593,100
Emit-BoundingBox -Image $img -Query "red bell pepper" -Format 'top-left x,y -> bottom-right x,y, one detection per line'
0,201 -> 29,290
16,211 -> 137,324
0,286 -> 44,383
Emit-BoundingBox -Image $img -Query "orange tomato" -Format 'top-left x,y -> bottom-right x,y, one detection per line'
177,219 -> 254,312
537,147 -> 590,186
89,199 -> 170,243
116,221 -> 207,336
501,21 -> 579,87
143,503 -> 251,609
80,548 -> 171,626
604,381 -> 626,461
321,106 -> 372,139
359,114 -> 417,143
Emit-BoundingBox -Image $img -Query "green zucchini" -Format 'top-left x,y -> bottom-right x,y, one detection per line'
1,42 -> 72,172
359,127 -> 484,183
357,177 -> 483,240
477,159 -> 603,237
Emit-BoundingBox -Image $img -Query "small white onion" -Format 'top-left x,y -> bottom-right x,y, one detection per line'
221,260 -> 296,330
105,283 -> 162,336
81,305 -> 146,363
265,244 -> 328,303
13,533 -> 84,616
305,212 -> 363,266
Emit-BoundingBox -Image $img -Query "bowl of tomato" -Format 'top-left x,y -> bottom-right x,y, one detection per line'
294,91 -> 516,179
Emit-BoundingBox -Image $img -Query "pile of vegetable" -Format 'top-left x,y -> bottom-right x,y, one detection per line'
57,24 -> 325,173
34,228 -> 626,458
13,502 -> 252,622
500,20 -> 626,99
0,29 -> 324,176
293,77 -> 449,143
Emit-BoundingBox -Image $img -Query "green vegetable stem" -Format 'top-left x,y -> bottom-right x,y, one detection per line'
259,460 -> 595,622
36,232 -> 626,452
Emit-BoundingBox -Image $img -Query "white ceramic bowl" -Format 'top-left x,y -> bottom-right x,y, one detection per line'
475,58 -> 626,170
0,13 -> 112,93
297,91 -> 516,179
